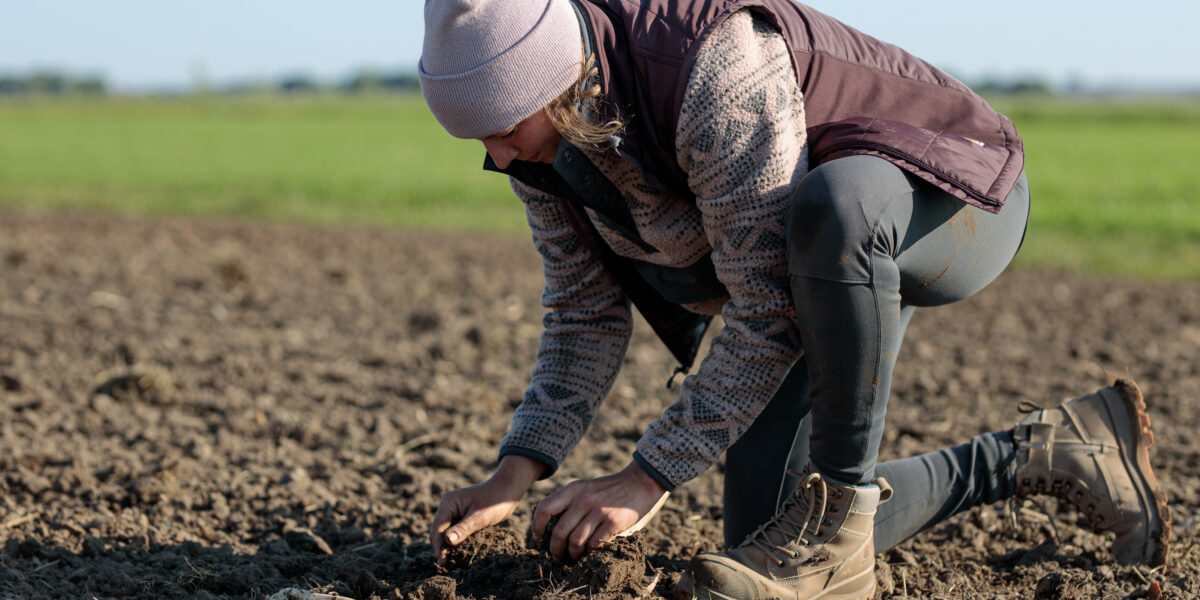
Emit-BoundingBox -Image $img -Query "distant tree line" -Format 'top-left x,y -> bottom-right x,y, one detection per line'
972,76 -> 1053,96
0,70 -> 421,97
281,72 -> 421,94
0,70 -> 1066,98
0,71 -> 107,96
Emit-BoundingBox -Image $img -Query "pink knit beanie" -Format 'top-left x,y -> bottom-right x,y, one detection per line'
419,0 -> 583,139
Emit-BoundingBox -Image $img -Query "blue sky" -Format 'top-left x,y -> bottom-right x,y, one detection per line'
3,1 -> 1198,92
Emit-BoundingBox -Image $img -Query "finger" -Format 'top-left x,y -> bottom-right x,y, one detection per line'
430,496 -> 463,563
568,513 -> 597,560
532,485 -> 578,541
588,514 -> 625,551
445,509 -> 490,548
550,501 -> 589,560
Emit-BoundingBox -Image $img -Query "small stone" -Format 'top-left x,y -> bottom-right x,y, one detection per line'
210,493 -> 231,520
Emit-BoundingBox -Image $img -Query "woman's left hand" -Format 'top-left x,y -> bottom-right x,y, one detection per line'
531,460 -> 668,560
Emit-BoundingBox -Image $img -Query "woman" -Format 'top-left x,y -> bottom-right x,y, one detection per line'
418,0 -> 1170,598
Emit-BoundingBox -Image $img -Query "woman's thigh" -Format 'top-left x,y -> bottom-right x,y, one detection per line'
893,172 -> 1030,307
787,154 -> 1029,306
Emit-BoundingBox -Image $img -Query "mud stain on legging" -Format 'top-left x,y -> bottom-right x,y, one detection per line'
918,208 -> 977,289
917,259 -> 954,290
950,207 -> 993,271
949,207 -> 977,244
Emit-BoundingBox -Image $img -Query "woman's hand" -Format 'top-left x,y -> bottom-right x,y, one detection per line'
531,461 -> 668,560
430,454 -> 545,565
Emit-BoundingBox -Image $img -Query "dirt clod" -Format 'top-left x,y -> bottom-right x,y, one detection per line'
1035,571 -> 1069,599
285,527 -> 335,555
1,373 -> 21,391
93,363 -> 175,403
419,576 -> 458,600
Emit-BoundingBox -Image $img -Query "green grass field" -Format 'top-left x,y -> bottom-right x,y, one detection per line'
2,94 -> 1198,278
0,95 -> 523,233
989,97 -> 1200,278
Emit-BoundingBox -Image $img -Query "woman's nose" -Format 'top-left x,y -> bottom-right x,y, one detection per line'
482,139 -> 518,169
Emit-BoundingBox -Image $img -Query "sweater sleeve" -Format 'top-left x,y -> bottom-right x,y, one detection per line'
633,10 -> 810,488
498,179 -> 634,477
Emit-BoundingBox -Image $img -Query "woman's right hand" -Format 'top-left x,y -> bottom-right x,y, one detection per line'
430,454 -> 545,565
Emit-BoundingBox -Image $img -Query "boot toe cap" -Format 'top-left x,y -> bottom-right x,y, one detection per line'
1111,509 -> 1171,566
679,553 -> 759,600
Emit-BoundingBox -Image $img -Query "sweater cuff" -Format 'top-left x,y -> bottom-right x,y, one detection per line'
498,446 -> 559,480
633,450 -> 677,492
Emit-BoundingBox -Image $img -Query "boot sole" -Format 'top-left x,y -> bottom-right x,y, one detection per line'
674,567 -> 876,600
1107,379 -> 1171,566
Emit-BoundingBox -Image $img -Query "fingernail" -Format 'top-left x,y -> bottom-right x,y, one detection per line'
447,531 -> 459,544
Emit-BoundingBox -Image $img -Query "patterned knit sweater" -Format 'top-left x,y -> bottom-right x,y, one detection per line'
499,10 -> 810,489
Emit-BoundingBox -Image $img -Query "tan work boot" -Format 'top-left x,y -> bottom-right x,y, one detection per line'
1014,378 -> 1171,566
675,466 -> 891,600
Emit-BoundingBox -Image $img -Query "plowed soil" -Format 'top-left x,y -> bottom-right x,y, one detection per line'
1,209 -> 1197,599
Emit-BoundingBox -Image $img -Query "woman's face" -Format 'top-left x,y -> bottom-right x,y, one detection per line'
478,109 -> 561,170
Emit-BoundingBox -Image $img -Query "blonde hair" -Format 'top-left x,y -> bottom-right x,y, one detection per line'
545,55 -> 623,147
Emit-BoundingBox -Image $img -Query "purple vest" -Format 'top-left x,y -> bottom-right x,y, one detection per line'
576,0 -> 1024,213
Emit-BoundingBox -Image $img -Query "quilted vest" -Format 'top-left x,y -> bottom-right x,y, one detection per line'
576,0 -> 1024,212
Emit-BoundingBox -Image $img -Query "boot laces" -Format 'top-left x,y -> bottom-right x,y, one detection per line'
1017,400 -> 1046,414
747,471 -> 832,566
1006,495 -> 1063,542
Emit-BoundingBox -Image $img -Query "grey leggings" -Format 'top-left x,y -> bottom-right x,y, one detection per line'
723,155 -> 1030,550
